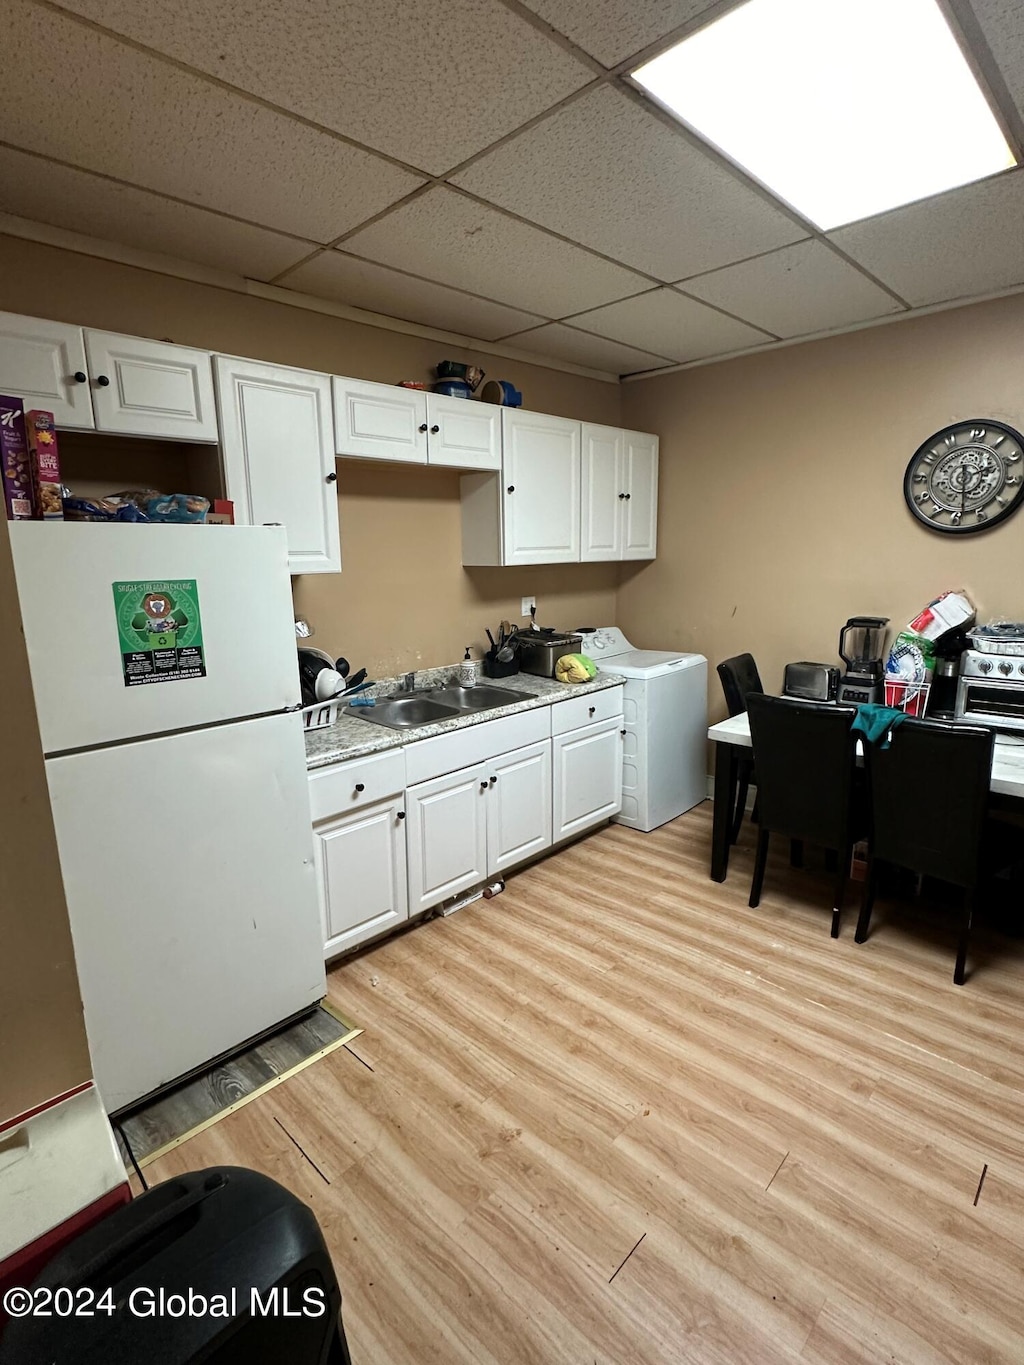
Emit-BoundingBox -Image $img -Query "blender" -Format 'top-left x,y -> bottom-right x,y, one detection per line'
837,616 -> 889,705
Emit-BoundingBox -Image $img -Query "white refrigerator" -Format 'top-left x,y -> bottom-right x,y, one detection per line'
9,522 -> 326,1113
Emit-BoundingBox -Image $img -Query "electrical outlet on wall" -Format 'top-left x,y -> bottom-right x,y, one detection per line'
521,596 -> 536,618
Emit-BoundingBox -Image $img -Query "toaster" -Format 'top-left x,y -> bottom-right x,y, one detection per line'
516,630 -> 582,677
783,661 -> 839,702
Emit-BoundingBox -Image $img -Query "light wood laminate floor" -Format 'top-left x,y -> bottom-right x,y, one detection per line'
145,804 -> 1024,1363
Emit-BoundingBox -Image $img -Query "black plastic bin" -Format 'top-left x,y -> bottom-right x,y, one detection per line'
1,1167 -> 352,1365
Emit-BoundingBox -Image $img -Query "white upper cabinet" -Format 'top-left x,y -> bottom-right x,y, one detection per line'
581,423 -> 658,561
84,332 -> 218,442
215,356 -> 341,575
334,377 -> 500,470
0,312 -> 94,428
581,423 -> 623,561
426,392 -> 500,470
622,429 -> 659,559
334,377 -> 428,464
463,408 -> 581,566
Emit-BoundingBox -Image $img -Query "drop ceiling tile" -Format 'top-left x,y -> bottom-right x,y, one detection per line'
58,0 -> 595,176
0,146 -> 313,280
568,287 -> 769,362
0,0 -> 422,243
341,187 -> 650,317
281,252 -> 546,340
965,1 -> 1024,120
500,323 -> 670,374
682,241 -> 904,339
520,0 -> 718,67
453,85 -> 807,280
829,171 -> 1024,307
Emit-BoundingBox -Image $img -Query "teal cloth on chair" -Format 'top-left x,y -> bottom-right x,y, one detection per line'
851,703 -> 910,749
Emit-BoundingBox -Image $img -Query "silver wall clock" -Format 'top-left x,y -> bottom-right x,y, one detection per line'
904,419 -> 1024,534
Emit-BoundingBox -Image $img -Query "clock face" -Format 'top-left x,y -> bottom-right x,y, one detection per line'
904,420 -> 1024,534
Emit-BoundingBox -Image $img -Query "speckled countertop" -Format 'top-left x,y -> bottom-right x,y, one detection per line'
304,669 -> 625,770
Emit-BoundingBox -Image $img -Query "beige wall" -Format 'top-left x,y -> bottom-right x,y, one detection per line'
620,292 -> 1024,726
0,514 -> 90,1124
0,234 -> 622,674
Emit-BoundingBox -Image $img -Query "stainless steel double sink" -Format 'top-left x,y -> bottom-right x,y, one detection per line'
349,683 -> 536,730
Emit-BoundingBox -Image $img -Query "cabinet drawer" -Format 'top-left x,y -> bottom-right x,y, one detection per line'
550,685 -> 624,736
308,749 -> 406,822
404,707 -> 549,785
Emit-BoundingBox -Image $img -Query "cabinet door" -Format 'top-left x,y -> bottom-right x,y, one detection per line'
215,357 -> 340,574
315,796 -> 408,958
486,740 -> 552,875
406,762 -> 488,913
334,377 -> 427,463
0,311 -> 94,428
84,331 -> 218,441
580,422 -> 623,561
622,430 -> 659,560
552,716 -> 624,842
501,409 -> 580,564
426,393 -> 500,470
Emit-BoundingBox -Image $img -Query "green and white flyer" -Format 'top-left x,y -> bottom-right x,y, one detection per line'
112,579 -> 206,687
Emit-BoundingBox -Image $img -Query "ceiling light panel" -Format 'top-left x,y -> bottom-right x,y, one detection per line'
633,0 -> 1016,230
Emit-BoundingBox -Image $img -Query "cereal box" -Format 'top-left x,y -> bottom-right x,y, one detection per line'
25,409 -> 63,519
0,395 -> 34,521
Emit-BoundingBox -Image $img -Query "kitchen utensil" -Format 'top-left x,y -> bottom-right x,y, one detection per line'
496,642 -> 514,663
343,682 -> 373,700
500,619 -> 512,644
433,379 -> 473,399
481,379 -> 523,407
335,656 -> 350,678
340,667 -> 368,693
486,628 -> 497,650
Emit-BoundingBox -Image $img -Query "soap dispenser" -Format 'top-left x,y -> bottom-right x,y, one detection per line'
458,647 -> 477,687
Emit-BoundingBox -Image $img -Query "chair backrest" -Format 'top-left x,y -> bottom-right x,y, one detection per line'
717,653 -> 764,717
746,693 -> 859,847
866,719 -> 993,888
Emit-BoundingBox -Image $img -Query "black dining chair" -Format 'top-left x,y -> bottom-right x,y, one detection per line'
716,653 -> 764,844
855,718 -> 993,985
746,693 -> 864,937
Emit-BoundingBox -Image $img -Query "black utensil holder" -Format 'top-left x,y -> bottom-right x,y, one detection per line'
483,650 -> 520,678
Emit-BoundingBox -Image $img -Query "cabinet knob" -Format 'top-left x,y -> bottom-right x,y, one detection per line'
489,774 -> 497,785
620,728 -> 626,736
506,485 -> 515,494
354,783 -> 365,792
618,492 -> 626,499
96,374 -> 110,387
418,423 -> 428,433
589,705 -> 596,716
430,424 -> 440,434
624,492 -> 631,500
73,371 -> 87,383
480,780 -> 489,791
325,471 -> 338,483
397,810 -> 406,820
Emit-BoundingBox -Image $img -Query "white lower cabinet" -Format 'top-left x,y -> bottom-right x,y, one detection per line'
552,714 -> 625,842
309,751 -> 408,958
405,761 -> 489,914
486,740 -> 552,873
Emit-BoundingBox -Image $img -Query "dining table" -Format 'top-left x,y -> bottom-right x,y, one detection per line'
707,709 -> 1024,882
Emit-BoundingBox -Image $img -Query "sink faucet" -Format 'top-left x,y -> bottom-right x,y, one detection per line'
397,671 -> 416,693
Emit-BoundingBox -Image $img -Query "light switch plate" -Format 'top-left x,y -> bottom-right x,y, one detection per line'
521,596 -> 536,617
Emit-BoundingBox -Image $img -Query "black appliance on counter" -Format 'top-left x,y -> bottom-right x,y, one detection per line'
929,627 -> 971,718
837,616 -> 889,705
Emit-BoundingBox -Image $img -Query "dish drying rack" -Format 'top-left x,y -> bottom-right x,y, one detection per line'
301,699 -> 341,731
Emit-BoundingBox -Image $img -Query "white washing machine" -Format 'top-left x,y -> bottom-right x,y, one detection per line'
576,627 -> 707,832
